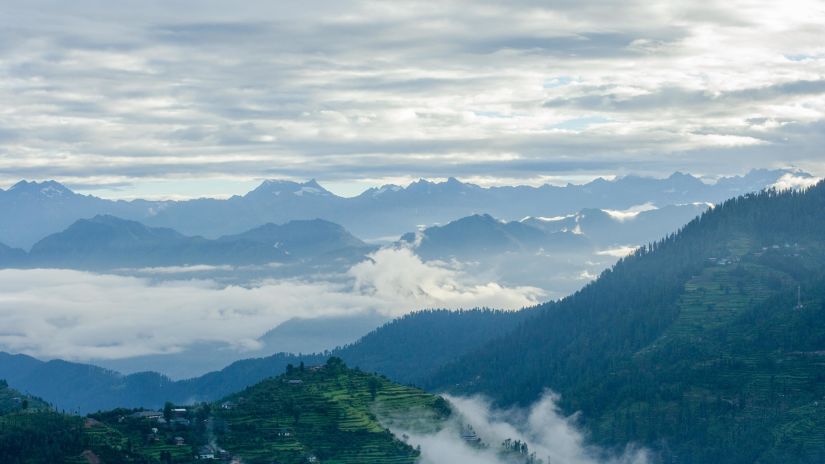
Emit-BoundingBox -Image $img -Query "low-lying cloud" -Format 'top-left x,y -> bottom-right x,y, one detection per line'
770,172 -> 822,191
601,203 -> 658,222
0,248 -> 542,361
393,392 -> 650,464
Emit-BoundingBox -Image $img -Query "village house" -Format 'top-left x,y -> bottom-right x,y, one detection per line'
461,425 -> 482,445
197,445 -> 216,460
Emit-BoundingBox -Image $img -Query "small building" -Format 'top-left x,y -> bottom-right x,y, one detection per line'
197,445 -> 216,460
221,401 -> 236,410
276,427 -> 292,438
461,425 -> 481,445
286,379 -> 304,386
174,436 -> 186,446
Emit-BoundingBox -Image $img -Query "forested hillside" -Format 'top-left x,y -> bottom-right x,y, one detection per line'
427,182 -> 825,463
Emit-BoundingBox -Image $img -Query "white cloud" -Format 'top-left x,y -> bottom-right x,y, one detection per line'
350,248 -> 543,310
0,249 -> 541,361
596,246 -> 640,258
389,392 -> 650,464
770,172 -> 821,191
602,203 -> 658,222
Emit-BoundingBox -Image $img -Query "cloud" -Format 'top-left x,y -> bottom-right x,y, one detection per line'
1,1 -> 825,194
601,202 -> 658,221
596,246 -> 639,258
770,172 -> 822,191
0,248 -> 541,361
350,248 -> 543,309
389,392 -> 650,464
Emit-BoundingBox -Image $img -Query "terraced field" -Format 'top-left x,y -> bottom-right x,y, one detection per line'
665,262 -> 788,339
599,237 -> 825,462
214,358 -> 450,464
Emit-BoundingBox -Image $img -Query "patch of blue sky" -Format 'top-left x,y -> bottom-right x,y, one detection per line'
543,76 -> 573,88
784,54 -> 816,62
550,115 -> 611,130
474,111 -> 511,118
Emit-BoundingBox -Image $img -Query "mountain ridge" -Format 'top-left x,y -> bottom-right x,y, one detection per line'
0,169 -> 808,248
4,215 -> 373,270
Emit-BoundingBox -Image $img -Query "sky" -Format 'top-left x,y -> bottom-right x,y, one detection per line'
1,0 -> 824,199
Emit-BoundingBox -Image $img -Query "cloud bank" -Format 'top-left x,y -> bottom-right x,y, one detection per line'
1,1 -> 824,196
393,392 -> 650,464
0,248 -> 542,361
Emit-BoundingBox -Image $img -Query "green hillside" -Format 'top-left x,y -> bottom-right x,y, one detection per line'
428,183 -> 825,463
0,379 -> 49,414
0,359 -> 449,464
214,357 -> 450,464
0,381 -> 139,464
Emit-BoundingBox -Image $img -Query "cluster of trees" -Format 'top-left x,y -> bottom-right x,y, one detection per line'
0,413 -> 84,463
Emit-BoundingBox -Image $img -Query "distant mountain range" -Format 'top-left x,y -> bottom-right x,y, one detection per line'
0,169 -> 809,248
400,213 -> 589,260
0,215 -> 374,270
400,202 -> 710,261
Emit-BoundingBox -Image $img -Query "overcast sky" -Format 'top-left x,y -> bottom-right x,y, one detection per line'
1,0 -> 824,198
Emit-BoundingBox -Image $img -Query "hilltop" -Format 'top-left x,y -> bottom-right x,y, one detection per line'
213,357 -> 450,463
0,379 -> 48,415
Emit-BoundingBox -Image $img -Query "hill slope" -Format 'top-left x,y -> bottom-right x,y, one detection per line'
0,359 -> 450,464
427,182 -> 825,463
0,309 -> 527,413
214,357 -> 449,464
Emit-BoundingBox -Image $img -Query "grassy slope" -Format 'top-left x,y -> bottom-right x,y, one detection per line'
215,359 -> 450,464
0,360 -> 449,464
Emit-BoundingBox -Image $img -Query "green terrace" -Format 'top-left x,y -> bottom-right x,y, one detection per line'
214,357 -> 451,464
